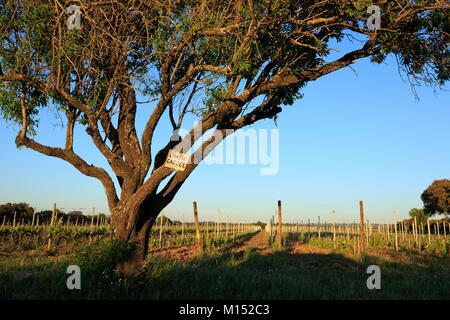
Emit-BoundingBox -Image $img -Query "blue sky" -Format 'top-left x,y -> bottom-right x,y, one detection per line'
1,51 -> 449,224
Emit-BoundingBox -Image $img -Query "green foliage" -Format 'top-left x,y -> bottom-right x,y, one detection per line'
422,179 -> 450,216
0,202 -> 34,221
0,1 -> 55,120
409,208 -> 429,225
426,240 -> 450,257
3,239 -> 450,299
76,237 -> 132,274
1,0 -> 447,121
155,215 -> 176,227
0,0 -> 447,155
203,84 -> 227,112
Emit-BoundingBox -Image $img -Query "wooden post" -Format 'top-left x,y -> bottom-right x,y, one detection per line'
193,202 -> 202,252
277,200 -> 282,249
366,219 -> 370,247
437,220 -> 440,238
47,203 -> 56,251
89,207 -> 95,243
394,210 -> 399,252
443,219 -> 447,238
269,216 -> 273,242
332,210 -> 336,249
402,222 -> 406,241
31,210 -> 36,226
300,220 -> 304,237
414,216 -> 418,248
359,201 -> 365,253
420,223 -> 424,242
427,218 -> 431,245
218,209 -> 221,237
226,216 -> 229,239
159,213 -> 163,248
318,216 -> 321,239
387,223 -> 390,242
357,236 -> 361,255
13,210 -> 17,227
54,205 -> 58,226
416,217 -> 421,251
2,216 -> 5,227
308,218 -> 310,237
181,214 -> 185,239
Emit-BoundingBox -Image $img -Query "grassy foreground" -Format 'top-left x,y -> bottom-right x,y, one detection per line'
1,236 -> 450,299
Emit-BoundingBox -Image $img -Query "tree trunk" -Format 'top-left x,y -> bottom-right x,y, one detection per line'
114,204 -> 158,278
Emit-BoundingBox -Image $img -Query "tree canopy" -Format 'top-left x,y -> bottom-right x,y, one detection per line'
421,179 -> 450,216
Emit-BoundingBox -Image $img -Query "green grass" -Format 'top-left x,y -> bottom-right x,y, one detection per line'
1,237 -> 450,299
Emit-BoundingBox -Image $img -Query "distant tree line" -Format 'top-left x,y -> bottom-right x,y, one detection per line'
0,203 -> 110,226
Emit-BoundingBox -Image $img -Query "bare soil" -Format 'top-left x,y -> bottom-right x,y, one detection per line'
149,243 -> 199,260
231,230 -> 271,256
150,230 -> 272,261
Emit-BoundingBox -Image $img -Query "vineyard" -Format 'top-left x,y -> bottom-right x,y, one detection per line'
2,200 -> 450,300
272,220 -> 450,257
2,200 -> 450,256
0,203 -> 259,255
0,223 -> 258,254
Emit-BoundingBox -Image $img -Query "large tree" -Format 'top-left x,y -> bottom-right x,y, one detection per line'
0,0 -> 449,275
421,179 -> 450,216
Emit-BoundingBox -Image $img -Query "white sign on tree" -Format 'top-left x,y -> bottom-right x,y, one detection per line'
164,150 -> 190,172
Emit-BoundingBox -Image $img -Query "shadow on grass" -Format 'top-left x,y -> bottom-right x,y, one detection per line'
2,242 -> 450,299
145,248 -> 450,299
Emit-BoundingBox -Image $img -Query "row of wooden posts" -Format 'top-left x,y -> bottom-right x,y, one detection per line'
46,204 -> 107,249
0,203 -> 107,250
4,201 -> 448,254
270,200 -> 450,253
1,205 -> 108,229
190,201 -> 257,252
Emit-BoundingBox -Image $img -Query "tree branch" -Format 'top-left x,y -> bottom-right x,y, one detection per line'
0,73 -> 132,181
15,135 -> 118,208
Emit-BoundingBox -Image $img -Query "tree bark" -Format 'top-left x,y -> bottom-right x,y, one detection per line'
113,203 -> 158,278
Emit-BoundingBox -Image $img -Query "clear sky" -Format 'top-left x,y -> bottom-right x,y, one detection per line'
1,49 -> 449,225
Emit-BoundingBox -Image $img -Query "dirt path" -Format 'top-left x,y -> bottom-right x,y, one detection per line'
148,243 -> 198,260
150,230 -> 272,261
232,230 -> 271,255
